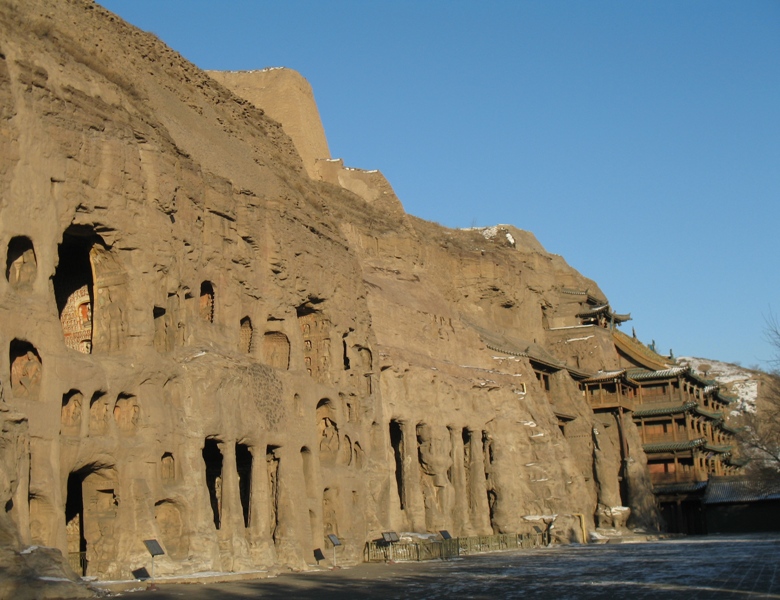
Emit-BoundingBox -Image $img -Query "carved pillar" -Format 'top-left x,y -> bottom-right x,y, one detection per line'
273,446 -> 304,564
401,421 -> 425,531
219,441 -> 243,533
449,428 -> 469,536
468,429 -> 491,533
248,445 -> 269,541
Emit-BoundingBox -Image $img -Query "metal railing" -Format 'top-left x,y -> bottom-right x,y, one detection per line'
68,551 -> 87,576
364,532 -> 544,563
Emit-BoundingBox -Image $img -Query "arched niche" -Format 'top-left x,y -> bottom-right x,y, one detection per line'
61,390 -> 83,436
154,500 -> 189,560
6,236 -> 36,290
54,227 -> 127,354
64,465 -> 118,577
239,317 -> 253,354
199,281 -> 214,323
300,446 -> 316,499
262,331 -> 290,370
113,393 -> 139,433
322,487 -> 339,538
88,392 -> 109,435
353,442 -> 365,470
357,346 -> 373,395
161,452 -> 175,482
9,339 -> 41,399
316,399 -> 339,464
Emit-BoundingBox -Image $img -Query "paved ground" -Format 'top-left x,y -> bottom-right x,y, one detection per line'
115,534 -> 780,599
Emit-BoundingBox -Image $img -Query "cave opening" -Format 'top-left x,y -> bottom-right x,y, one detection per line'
389,420 -> 405,510
202,438 -> 223,529
236,443 -> 253,528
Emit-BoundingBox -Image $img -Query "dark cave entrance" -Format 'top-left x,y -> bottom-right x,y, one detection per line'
389,420 -> 405,510
202,438 -> 223,529
236,443 -> 253,528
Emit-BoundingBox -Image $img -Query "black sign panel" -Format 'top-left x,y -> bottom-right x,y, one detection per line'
382,531 -> 400,543
143,539 -> 165,556
327,534 -> 341,547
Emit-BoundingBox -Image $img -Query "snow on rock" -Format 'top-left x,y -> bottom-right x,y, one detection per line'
677,356 -> 759,414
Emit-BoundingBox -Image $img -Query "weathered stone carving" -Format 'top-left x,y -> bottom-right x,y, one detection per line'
60,391 -> 83,436
239,317 -> 253,354
262,332 -> 290,370
5,236 -> 37,290
112,395 -> 139,433
9,341 -> 41,399
199,282 -> 215,323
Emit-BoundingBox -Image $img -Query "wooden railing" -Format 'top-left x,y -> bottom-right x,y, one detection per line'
588,394 -> 635,410
364,532 -> 543,563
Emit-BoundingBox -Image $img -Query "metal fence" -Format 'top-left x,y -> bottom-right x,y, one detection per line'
364,532 -> 544,563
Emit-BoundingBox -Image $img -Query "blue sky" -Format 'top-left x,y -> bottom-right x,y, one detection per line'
98,1 -> 780,369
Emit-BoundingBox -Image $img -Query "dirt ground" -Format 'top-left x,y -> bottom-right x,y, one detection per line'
111,534 -> 780,599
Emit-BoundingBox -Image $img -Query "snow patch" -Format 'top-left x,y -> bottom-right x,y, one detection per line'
677,356 -> 759,413
566,335 -> 595,343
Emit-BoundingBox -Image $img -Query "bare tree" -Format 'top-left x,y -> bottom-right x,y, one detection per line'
738,314 -> 780,476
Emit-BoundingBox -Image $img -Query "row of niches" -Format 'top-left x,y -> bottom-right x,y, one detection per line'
61,389 -> 139,436
156,288 -> 374,385
8,228 -> 373,385
6,336 -> 139,433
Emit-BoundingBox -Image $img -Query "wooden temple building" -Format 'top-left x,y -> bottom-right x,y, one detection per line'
543,287 -> 744,534
581,363 -> 742,533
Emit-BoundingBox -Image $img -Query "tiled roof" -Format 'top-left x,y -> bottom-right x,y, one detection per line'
693,405 -> 723,420
685,371 -> 719,388
576,304 -> 609,317
703,477 -> 780,505
633,401 -> 696,418
703,443 -> 732,454
612,330 -> 671,371
628,366 -> 689,381
719,423 -> 742,435
643,438 -> 706,453
714,390 -> 737,405
581,370 -> 626,383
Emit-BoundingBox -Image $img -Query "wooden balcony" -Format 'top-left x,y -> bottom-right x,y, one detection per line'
587,392 -> 634,411
643,433 -> 690,445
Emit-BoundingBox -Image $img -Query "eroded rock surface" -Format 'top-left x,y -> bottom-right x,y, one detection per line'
0,0 -> 660,588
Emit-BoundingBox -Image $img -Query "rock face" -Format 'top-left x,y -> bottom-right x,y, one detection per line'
207,68 -> 331,180
0,0 -> 660,584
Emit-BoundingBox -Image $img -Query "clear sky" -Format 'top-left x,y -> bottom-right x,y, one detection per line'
98,0 -> 780,369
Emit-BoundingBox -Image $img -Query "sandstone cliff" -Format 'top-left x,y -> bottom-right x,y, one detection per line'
0,0 -> 659,587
